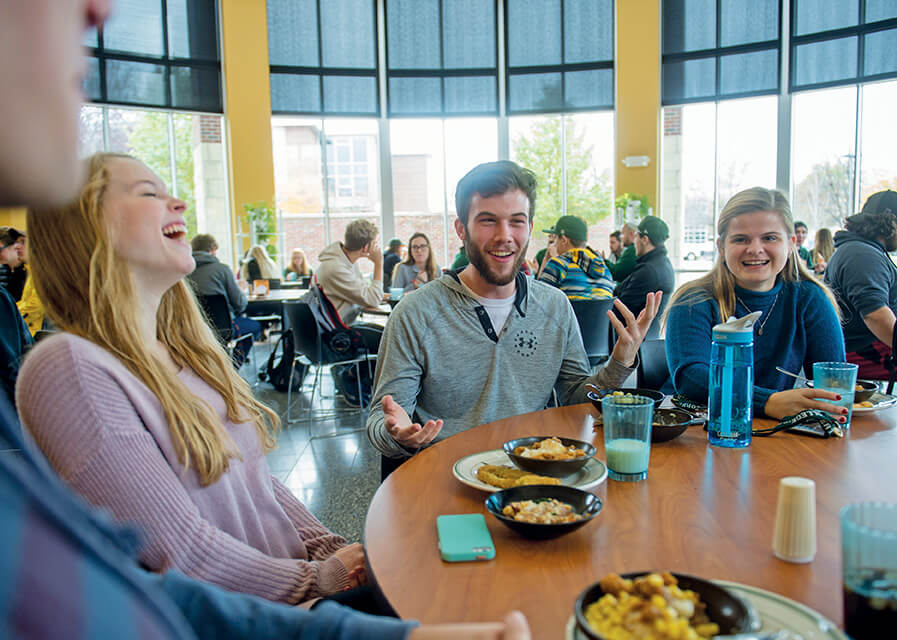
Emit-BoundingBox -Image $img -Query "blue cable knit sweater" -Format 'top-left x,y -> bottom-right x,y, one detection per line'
665,279 -> 845,416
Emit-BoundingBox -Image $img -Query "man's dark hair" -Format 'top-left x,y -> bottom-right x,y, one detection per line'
845,210 -> 897,241
610,231 -> 621,240
454,161 -> 537,225
793,221 -> 808,231
191,233 -> 217,252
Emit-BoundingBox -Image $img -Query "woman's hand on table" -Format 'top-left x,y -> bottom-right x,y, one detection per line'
409,610 -> 531,639
382,395 -> 443,448
763,388 -> 849,421
333,543 -> 367,588
607,291 -> 662,367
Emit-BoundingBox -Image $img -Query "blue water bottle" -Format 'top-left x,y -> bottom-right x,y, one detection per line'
708,311 -> 761,448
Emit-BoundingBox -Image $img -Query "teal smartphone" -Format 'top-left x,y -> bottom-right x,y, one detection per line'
436,514 -> 496,562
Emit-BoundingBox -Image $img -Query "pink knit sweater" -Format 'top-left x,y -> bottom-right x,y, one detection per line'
16,333 -> 350,604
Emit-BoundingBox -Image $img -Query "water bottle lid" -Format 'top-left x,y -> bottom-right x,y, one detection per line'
712,311 -> 762,343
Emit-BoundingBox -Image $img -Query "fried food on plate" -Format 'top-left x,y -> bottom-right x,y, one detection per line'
476,464 -> 561,489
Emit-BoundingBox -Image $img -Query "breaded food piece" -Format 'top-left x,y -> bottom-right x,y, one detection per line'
476,464 -> 561,489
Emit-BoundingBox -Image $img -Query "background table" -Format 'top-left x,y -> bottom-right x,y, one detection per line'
364,403 -> 897,639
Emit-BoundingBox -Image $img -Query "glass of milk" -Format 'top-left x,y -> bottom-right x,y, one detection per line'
602,395 -> 653,482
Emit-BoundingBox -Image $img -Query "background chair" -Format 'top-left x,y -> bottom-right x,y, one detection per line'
283,301 -> 377,436
570,298 -> 615,368
196,293 -> 254,370
637,338 -> 669,390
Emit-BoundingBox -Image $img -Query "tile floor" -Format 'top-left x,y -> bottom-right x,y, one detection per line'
251,351 -> 379,544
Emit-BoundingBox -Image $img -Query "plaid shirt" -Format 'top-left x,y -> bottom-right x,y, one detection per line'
539,247 -> 615,300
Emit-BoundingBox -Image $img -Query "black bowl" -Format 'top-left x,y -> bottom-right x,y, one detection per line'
587,388 -> 665,414
855,379 -> 878,403
502,436 -> 596,477
574,572 -> 756,639
485,485 -> 602,540
651,408 -> 704,443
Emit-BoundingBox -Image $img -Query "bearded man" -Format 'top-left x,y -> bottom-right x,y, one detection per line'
366,161 -> 663,475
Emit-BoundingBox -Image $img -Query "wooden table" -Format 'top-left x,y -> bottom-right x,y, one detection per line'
364,403 -> 897,638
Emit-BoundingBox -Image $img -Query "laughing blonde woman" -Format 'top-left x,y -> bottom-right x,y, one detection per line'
16,153 -> 368,608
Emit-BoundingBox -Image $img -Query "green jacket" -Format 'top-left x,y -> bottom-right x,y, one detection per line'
608,243 -> 637,281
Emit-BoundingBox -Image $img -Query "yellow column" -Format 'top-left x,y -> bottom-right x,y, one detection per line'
0,207 -> 26,230
615,0 -> 661,210
219,0 -> 276,259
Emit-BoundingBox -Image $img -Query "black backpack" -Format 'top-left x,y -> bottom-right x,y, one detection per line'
265,331 -> 306,392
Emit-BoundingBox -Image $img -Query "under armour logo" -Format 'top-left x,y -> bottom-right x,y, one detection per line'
513,329 -> 538,357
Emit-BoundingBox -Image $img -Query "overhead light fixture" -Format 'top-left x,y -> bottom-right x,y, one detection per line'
622,155 -> 651,168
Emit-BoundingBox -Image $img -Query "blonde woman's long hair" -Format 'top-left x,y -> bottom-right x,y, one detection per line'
242,244 -> 280,280
812,227 -> 835,264
27,152 -> 279,486
402,231 -> 439,282
666,187 -> 840,323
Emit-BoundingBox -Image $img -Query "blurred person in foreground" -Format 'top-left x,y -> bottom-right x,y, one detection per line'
0,1 -> 529,638
825,190 -> 897,379
368,161 -> 661,472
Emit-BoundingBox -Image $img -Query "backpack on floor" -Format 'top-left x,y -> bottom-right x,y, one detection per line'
266,331 -> 306,392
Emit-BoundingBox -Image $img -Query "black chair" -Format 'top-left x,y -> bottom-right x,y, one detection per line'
570,299 -> 615,368
196,294 -> 253,370
637,338 -> 669,391
283,301 -> 377,434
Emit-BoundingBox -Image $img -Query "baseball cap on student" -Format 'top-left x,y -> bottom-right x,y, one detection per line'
861,190 -> 897,215
542,215 -> 588,244
637,216 -> 669,245
0,226 -> 24,249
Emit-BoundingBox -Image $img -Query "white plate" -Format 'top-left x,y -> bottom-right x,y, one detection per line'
452,449 -> 607,493
853,391 -> 897,413
565,579 -> 847,639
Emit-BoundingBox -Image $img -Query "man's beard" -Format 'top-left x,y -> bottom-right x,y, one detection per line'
464,234 -> 528,286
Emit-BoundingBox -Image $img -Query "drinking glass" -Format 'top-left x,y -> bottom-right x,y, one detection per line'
389,287 -> 403,301
813,362 -> 858,429
601,395 -> 653,482
841,502 -> 897,638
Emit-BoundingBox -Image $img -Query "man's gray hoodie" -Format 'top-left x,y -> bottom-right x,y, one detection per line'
366,271 -> 634,458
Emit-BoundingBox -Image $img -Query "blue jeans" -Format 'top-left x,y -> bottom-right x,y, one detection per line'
232,316 -> 262,365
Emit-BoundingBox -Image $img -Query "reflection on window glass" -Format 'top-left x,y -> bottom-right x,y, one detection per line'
273,117 -> 380,270
716,96 -> 777,205
661,103 -> 716,271
511,113 -> 615,261
791,86 -> 857,233
390,119 -> 448,266
106,108 -> 172,188
859,80 -> 897,208
443,119 -> 499,264
79,106 -> 105,158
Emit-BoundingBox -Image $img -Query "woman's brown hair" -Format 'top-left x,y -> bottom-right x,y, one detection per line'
27,152 -> 279,486
403,231 -> 439,282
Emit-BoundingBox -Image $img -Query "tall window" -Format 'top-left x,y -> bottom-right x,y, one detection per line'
390,118 -> 498,267
84,0 -> 222,112
272,117 -> 381,268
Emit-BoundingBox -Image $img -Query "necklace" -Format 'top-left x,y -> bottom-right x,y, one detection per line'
736,290 -> 780,336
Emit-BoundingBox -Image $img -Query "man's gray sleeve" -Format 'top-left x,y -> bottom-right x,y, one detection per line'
366,306 -> 427,458
555,302 -> 636,405
841,253 -> 894,318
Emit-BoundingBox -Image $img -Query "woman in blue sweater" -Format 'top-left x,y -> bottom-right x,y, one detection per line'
666,187 -> 848,421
